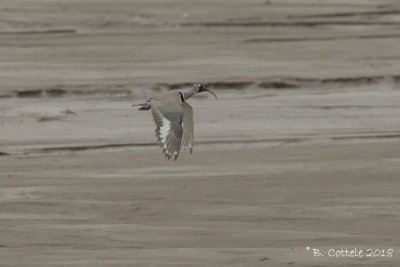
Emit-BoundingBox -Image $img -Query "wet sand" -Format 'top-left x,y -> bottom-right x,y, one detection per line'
1,0 -> 400,266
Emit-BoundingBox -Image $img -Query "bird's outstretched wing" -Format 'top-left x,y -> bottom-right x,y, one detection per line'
181,102 -> 194,153
151,95 -> 184,160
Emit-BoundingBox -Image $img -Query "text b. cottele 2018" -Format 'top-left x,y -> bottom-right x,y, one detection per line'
307,247 -> 394,258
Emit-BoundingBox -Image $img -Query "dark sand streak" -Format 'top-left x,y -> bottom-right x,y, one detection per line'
244,34 -> 400,43
25,134 -> 400,155
289,10 -> 400,18
181,21 -> 400,27
0,29 -> 76,35
7,74 -> 400,99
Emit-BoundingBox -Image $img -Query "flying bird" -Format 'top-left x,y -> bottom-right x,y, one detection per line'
132,84 -> 217,160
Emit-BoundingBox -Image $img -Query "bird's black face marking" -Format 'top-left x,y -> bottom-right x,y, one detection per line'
197,84 -> 205,92
195,83 -> 217,100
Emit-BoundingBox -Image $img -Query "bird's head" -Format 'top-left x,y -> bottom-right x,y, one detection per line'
194,84 -> 217,100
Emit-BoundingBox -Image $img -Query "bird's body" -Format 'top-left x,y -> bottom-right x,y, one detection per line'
133,84 -> 217,160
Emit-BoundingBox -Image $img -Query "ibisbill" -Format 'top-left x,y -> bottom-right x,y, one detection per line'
132,84 -> 217,160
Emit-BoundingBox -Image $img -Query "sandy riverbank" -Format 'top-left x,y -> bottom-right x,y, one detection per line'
1,0 -> 400,266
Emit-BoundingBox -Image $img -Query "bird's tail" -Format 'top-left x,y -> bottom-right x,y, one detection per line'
132,102 -> 151,111
132,98 -> 151,111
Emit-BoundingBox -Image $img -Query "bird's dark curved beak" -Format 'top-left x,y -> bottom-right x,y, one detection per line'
204,87 -> 217,100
